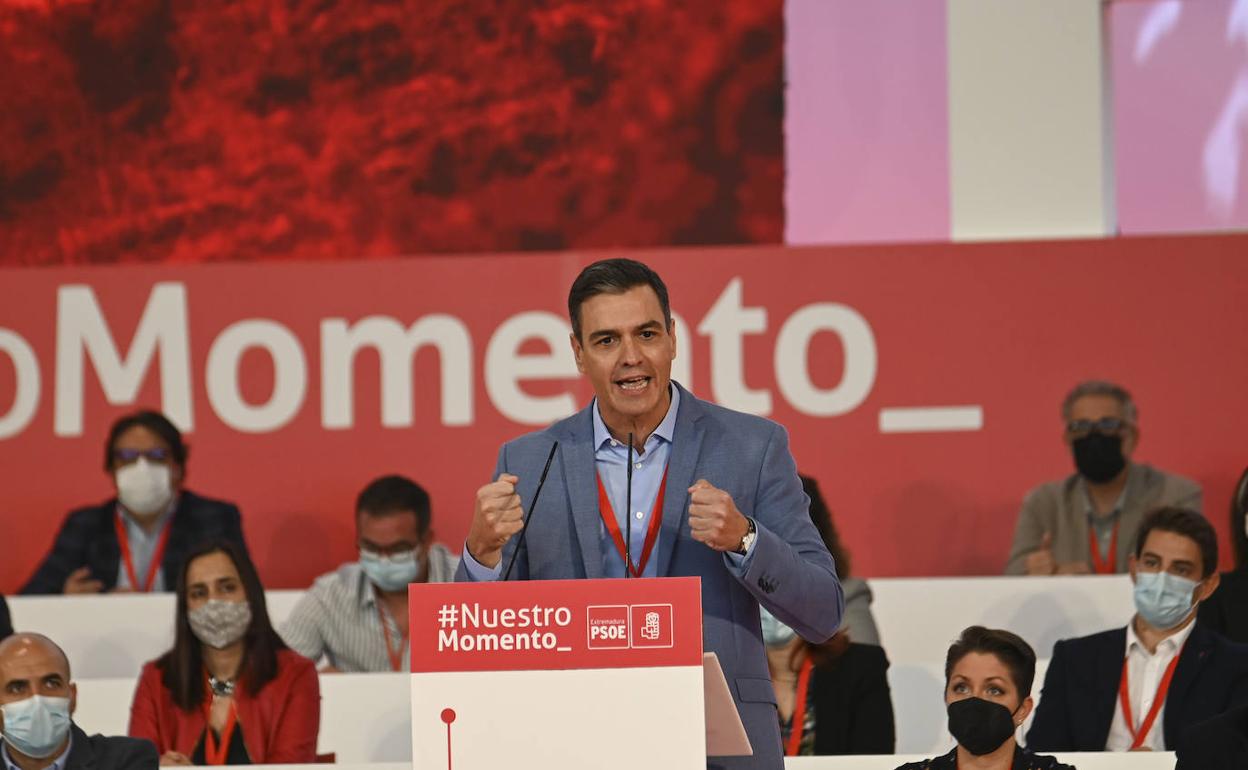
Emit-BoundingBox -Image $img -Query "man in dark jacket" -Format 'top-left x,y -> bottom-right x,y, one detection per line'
1027,507 -> 1248,755
0,633 -> 157,769
21,410 -> 248,594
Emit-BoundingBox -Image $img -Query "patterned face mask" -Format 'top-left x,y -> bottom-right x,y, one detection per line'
187,599 -> 253,649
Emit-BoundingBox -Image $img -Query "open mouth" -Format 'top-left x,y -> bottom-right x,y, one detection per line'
615,375 -> 650,393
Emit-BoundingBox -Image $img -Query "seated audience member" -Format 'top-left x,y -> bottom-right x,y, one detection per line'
1027,507 -> 1248,753
21,410 -> 248,595
1198,465 -> 1248,643
129,539 -> 319,765
895,626 -> 1072,770
0,596 -> 11,640
0,632 -> 158,769
281,475 -> 459,672
763,474 -> 892,755
1005,381 -> 1201,575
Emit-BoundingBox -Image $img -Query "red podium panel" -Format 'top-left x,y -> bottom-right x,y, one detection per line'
408,577 -> 706,770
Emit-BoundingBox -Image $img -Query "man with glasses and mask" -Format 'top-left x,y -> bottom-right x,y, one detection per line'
1005,381 -> 1201,576
281,475 -> 459,672
0,633 -> 157,769
1027,507 -> 1248,754
20,410 -> 248,594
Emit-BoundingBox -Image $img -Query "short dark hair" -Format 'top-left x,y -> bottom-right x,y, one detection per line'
1134,506 -> 1218,578
800,475 -> 851,579
945,626 -> 1037,699
158,539 -> 286,711
1230,466 -> 1248,569
567,258 -> 671,341
356,475 -> 432,534
103,410 -> 188,472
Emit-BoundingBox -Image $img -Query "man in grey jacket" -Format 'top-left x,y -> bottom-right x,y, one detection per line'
1005,380 -> 1201,575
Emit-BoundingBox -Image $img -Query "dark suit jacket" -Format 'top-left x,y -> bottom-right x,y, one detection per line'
895,746 -> 1073,770
1175,702 -> 1248,769
20,491 -> 247,594
0,595 -> 11,640
1198,568 -> 1248,644
59,724 -> 158,769
811,642 -> 895,755
1026,621 -> 1248,754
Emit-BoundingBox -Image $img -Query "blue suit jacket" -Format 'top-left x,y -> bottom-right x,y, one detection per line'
457,383 -> 844,769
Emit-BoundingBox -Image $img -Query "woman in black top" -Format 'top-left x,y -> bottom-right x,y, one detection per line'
1197,466 -> 1248,642
895,627 -> 1074,770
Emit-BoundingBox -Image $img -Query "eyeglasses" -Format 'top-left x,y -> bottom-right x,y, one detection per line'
1065,417 -> 1128,437
111,448 -> 171,465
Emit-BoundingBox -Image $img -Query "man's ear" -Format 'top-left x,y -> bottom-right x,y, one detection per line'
1197,572 -> 1222,603
569,333 -> 586,373
70,682 -> 78,715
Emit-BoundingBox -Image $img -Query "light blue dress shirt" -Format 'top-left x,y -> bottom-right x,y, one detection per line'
464,385 -> 756,580
114,499 -> 176,591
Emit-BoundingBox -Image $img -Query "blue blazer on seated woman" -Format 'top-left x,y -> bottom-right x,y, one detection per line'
20,410 -> 248,595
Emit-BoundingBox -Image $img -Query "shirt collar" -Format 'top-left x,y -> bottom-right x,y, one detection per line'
2,729 -> 73,770
1126,615 -> 1198,658
592,383 -> 680,452
352,562 -> 378,610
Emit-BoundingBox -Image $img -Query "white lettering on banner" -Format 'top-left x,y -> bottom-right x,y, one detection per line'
2,280 -> 984,440
206,320 -> 307,433
53,283 -> 193,436
698,278 -> 772,415
436,602 -> 573,653
320,315 -> 473,429
484,311 -> 579,425
0,329 -> 40,439
774,303 -> 877,417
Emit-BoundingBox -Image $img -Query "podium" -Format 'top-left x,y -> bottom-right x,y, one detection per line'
408,577 -> 719,769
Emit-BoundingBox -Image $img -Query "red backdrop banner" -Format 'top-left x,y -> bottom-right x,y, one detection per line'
1,234 -> 1245,591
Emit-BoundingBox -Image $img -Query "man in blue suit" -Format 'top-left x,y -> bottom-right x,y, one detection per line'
458,258 -> 844,769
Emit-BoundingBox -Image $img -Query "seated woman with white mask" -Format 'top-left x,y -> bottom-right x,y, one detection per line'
20,409 -> 249,594
128,539 -> 320,765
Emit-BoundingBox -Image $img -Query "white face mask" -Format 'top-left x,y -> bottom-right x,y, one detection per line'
0,695 -> 72,759
115,458 -> 173,515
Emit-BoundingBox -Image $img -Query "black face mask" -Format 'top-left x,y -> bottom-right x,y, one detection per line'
947,697 -> 1019,756
1072,432 -> 1126,484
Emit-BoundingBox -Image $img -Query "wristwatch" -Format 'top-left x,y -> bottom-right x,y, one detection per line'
735,517 -> 757,555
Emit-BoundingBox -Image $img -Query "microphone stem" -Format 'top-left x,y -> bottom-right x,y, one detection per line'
626,433 -> 633,578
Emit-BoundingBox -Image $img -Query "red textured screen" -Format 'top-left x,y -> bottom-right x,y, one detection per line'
0,0 -> 783,264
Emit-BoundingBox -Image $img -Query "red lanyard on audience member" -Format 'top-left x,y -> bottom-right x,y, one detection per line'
114,513 -> 171,592
1118,644 -> 1183,750
596,468 -> 668,578
785,656 -> 815,757
201,696 -> 239,766
377,602 -> 407,672
1088,518 -> 1119,574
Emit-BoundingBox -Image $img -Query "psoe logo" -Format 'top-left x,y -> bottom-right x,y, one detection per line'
586,605 -> 629,649
629,604 -> 673,649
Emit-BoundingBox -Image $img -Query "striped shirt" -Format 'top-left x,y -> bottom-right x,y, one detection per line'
280,543 -> 459,672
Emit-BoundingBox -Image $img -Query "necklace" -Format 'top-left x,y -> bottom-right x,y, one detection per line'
208,675 -> 235,698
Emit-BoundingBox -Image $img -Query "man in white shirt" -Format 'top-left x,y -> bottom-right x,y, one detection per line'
1027,507 -> 1248,754
281,475 -> 459,672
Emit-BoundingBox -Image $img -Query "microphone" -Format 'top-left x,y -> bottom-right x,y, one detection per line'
625,433 -> 633,578
502,441 -> 559,581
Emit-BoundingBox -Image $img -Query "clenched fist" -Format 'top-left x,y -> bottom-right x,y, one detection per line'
466,473 -> 526,568
687,479 -> 750,552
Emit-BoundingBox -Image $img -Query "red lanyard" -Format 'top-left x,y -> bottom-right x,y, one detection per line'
596,468 -> 668,578
377,602 -> 406,672
201,695 -> 239,765
1088,518 -> 1119,574
785,656 -> 815,757
114,512 -> 171,592
1119,644 -> 1184,750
